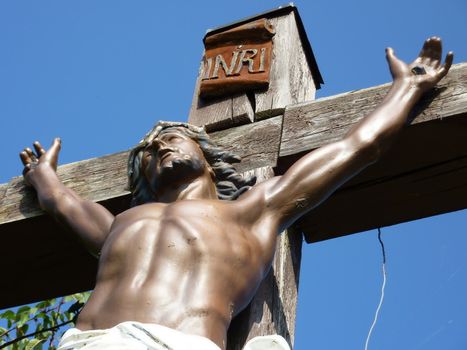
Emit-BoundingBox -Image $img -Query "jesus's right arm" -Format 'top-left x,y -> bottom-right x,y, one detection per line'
20,138 -> 115,256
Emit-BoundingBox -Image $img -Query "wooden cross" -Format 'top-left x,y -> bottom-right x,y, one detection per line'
1,5 -> 466,350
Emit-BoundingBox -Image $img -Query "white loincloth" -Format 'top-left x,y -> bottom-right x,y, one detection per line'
57,321 -> 291,350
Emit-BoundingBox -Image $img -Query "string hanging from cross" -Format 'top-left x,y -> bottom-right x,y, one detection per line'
365,227 -> 387,350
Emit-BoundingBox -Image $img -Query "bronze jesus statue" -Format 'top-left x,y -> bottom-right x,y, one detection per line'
20,38 -> 452,350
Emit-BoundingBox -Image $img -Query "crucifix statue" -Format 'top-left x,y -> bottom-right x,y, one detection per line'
18,29 -> 452,350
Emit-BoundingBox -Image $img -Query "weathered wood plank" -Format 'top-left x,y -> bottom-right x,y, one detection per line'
0,151 -> 130,225
0,214 -> 98,309
228,229 -> 302,349
189,6 -> 320,130
188,61 -> 234,130
277,62 -> 467,242
0,117 -> 282,226
255,13 -> 316,120
1,63 -> 464,309
210,115 -> 282,173
280,63 -> 467,156
188,59 -> 254,132
296,117 -> 467,242
0,117 -> 282,308
231,93 -> 255,130
2,64 -> 464,231
189,84 -> 254,132
227,167 -> 303,350
0,183 -> 7,204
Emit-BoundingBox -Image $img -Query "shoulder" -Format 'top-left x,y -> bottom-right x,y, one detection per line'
236,175 -> 281,202
231,176 -> 283,221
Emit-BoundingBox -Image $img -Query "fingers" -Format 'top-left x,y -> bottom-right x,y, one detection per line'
418,37 -> 442,66
19,147 -> 37,165
385,47 -> 396,62
385,47 -> 403,76
438,51 -> 454,78
19,147 -> 38,179
33,141 -> 46,157
43,138 -> 62,168
49,138 -> 62,155
19,150 -> 32,166
19,138 -> 61,167
25,147 -> 37,161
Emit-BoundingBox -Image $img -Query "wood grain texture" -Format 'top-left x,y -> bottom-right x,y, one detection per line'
255,13 -> 316,120
0,151 -> 130,225
210,115 -> 283,173
1,63 -> 464,311
227,167 -> 303,350
296,116 -> 467,242
276,62 -> 467,242
2,64 -> 464,232
189,61 -> 254,132
0,183 -> 7,205
0,117 -> 282,308
189,10 -> 317,130
0,117 -> 282,226
280,63 -> 467,156
189,27 -> 301,346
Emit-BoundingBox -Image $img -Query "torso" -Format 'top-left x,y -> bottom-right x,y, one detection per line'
76,198 -> 278,349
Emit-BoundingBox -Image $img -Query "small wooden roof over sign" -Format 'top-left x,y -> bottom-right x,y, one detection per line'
204,4 -> 324,90
189,4 -> 324,131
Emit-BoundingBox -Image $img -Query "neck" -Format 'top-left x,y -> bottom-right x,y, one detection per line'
156,173 -> 217,203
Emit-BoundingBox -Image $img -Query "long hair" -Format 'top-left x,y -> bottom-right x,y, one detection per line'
127,121 -> 256,206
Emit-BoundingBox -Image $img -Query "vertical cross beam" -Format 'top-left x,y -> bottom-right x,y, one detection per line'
226,167 -> 303,349
188,5 -> 322,348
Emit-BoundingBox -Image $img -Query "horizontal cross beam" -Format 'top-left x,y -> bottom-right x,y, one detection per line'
0,63 -> 465,308
279,62 -> 467,242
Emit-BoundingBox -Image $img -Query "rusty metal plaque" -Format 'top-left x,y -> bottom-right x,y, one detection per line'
200,18 -> 275,98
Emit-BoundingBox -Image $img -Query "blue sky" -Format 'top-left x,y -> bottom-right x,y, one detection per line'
1,1 -> 466,349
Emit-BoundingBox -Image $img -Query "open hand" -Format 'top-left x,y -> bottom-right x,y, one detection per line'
386,37 -> 453,92
20,138 -> 61,185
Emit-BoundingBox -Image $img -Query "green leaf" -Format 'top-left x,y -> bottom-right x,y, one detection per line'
40,330 -> 52,339
43,317 -> 50,329
63,295 -> 74,303
1,310 -> 15,320
35,301 -> 47,309
74,292 -> 91,304
18,323 -> 29,335
50,311 -> 59,324
25,338 -> 44,350
35,299 -> 55,310
67,301 -> 84,314
18,311 -> 30,327
17,306 -> 30,314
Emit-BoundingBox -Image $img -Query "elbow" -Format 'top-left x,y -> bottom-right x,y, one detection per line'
345,131 -> 382,165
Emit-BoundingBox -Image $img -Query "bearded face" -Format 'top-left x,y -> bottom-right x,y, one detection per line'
142,129 -> 209,196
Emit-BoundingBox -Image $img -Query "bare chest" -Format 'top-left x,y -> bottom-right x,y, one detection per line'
100,201 -> 265,275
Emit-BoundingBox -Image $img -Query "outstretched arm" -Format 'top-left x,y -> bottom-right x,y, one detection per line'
20,138 -> 114,256
262,37 -> 453,230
